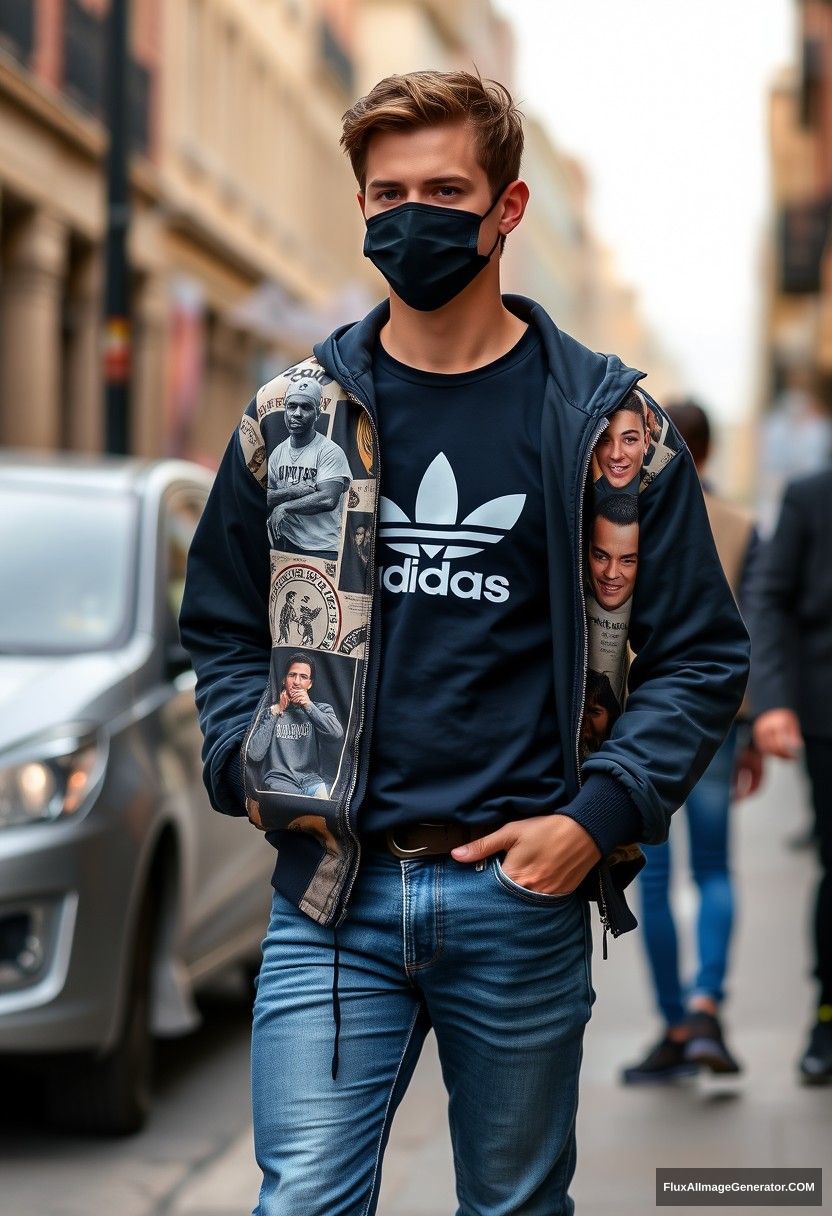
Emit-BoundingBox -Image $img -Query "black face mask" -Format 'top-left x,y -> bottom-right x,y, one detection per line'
362,190 -> 505,312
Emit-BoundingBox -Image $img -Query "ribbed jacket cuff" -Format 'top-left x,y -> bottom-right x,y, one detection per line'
558,774 -> 642,856
213,748 -> 247,817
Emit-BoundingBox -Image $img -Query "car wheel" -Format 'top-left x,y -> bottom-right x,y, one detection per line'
46,887 -> 155,1136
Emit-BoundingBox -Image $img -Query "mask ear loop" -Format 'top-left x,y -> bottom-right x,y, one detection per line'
481,183 -> 511,259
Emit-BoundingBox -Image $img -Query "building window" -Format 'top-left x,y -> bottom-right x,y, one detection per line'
0,0 -> 34,65
63,0 -> 106,115
62,0 -> 151,155
778,197 -> 832,294
318,17 -> 353,94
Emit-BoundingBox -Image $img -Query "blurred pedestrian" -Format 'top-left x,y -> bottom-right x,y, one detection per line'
622,400 -> 761,1084
750,463 -> 832,1083
180,72 -> 749,1216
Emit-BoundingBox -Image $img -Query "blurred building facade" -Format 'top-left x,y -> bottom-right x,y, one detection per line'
762,0 -> 832,518
0,0 -> 671,463
0,0 -> 370,460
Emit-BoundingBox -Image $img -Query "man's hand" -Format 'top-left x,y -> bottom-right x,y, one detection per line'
753,708 -> 803,760
272,691 -> 290,716
451,814 -> 602,896
289,688 -> 311,708
246,797 -> 266,831
732,744 -> 764,799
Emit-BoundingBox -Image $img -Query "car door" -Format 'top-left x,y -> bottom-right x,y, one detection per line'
157,484 -> 272,971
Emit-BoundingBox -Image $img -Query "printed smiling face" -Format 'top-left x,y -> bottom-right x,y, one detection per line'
595,408 -> 650,489
589,515 -> 639,611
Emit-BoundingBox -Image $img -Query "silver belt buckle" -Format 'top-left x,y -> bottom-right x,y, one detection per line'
386,820 -> 446,858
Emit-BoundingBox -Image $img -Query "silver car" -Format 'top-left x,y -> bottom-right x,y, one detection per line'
0,453 -> 273,1134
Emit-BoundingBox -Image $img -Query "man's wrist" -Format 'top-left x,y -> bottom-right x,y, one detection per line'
557,774 -> 642,857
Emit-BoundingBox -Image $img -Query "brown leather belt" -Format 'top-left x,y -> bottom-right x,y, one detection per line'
361,820 -> 486,859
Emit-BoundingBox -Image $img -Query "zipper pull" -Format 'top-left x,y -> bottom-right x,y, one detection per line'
602,924 -> 608,960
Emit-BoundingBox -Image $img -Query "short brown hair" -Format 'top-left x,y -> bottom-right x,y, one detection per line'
340,69 -> 524,193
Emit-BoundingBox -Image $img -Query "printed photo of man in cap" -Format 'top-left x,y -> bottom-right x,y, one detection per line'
267,378 -> 352,560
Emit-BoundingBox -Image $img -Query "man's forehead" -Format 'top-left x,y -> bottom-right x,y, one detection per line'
365,121 -> 484,184
593,518 -> 639,549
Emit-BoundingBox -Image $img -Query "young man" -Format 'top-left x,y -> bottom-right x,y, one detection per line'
180,71 -> 750,1216
750,462 -> 832,1083
621,399 -> 760,1085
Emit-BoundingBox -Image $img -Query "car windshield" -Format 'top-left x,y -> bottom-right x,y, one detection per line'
0,486 -> 136,654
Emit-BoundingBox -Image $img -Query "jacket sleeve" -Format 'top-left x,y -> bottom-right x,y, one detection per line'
580,434 -> 751,844
747,482 -> 803,717
178,409 -> 272,816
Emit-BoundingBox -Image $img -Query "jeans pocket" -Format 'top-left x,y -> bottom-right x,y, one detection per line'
492,856 -> 576,906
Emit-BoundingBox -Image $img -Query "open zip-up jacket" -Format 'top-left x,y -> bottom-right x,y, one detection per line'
180,295 -> 750,949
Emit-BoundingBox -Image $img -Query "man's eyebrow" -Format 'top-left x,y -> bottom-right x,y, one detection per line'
366,175 -> 474,190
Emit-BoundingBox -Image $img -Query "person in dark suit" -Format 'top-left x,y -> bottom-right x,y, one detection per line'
750,464 -> 832,1083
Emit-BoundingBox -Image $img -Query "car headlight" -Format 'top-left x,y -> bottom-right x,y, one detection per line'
0,733 -> 107,828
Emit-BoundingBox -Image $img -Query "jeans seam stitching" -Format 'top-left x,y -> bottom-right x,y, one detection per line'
406,859 -> 444,971
582,901 -> 594,1021
360,1004 -> 423,1216
402,862 -> 417,981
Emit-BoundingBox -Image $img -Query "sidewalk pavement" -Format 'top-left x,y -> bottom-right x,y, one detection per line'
170,759 -> 832,1216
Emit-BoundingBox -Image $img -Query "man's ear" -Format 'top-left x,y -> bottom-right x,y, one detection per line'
499,179 -> 530,236
356,190 -> 366,216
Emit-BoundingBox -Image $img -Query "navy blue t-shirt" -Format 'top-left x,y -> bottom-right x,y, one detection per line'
361,325 -> 567,834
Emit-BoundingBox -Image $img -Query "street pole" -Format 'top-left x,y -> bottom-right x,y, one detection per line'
103,0 -> 131,455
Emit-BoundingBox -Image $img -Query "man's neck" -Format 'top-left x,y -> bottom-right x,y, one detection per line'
379,277 -> 528,374
290,430 -> 317,449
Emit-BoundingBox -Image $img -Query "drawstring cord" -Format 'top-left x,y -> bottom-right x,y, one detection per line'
331,924 -> 342,1081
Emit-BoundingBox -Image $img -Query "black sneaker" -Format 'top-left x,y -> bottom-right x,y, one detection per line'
798,1020 -> 832,1085
621,1035 -> 699,1085
682,1011 -> 742,1075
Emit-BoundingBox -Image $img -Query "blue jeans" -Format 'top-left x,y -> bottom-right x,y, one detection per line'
251,849 -> 595,1216
637,725 -> 738,1027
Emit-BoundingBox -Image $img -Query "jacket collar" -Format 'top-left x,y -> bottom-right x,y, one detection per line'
313,293 -> 644,419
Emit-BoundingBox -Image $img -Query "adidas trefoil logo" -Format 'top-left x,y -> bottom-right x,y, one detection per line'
379,453 -> 526,603
380,452 -> 526,559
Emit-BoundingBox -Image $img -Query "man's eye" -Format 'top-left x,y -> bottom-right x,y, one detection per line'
378,190 -> 399,201
436,186 -> 460,197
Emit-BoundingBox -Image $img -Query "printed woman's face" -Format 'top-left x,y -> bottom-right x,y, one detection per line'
595,409 -> 650,489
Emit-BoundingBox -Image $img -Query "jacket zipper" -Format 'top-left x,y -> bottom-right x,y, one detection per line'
331,386 -> 381,927
240,683 -> 272,804
573,380 -> 645,951
573,415 -> 610,793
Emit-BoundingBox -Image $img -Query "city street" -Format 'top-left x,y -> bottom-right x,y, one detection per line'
2,757 -> 830,1216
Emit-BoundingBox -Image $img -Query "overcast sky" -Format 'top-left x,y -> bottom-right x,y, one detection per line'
493,0 -> 794,422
